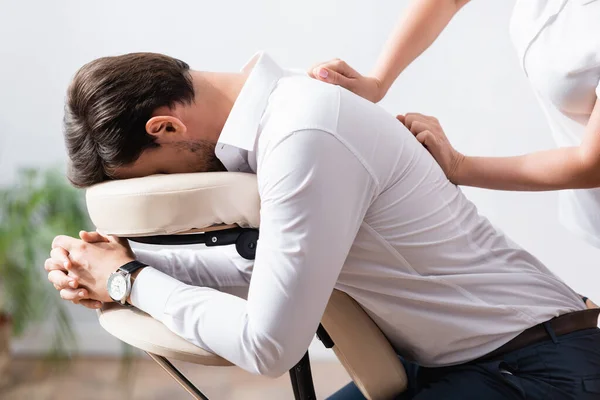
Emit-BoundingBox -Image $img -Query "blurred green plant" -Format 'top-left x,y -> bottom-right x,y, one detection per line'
0,166 -> 137,390
0,167 -> 89,356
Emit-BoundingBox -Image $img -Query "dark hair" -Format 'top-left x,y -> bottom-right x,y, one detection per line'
63,52 -> 195,187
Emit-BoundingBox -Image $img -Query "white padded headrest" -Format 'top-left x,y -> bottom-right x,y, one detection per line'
86,172 -> 260,237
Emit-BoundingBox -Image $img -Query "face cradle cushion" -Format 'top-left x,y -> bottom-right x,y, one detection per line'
86,171 -> 407,400
86,172 -> 260,237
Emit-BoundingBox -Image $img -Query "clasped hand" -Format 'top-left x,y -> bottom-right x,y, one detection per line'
44,231 -> 135,309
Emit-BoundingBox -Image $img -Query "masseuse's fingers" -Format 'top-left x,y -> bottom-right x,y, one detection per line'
415,131 -> 436,148
586,298 -> 599,309
307,60 -> 327,79
308,58 -> 346,77
403,114 -> 464,182
408,120 -> 430,136
402,113 -> 417,130
309,58 -> 385,103
402,113 -> 429,131
311,59 -> 357,88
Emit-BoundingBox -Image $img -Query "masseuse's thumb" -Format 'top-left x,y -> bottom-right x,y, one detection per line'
313,67 -> 354,90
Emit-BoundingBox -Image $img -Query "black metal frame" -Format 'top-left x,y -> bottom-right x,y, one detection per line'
128,227 -> 259,260
128,226 -> 334,400
289,351 -> 317,400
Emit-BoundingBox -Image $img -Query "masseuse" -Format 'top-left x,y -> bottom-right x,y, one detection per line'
310,0 -> 600,251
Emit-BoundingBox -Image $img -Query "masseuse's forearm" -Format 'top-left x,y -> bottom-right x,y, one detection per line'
372,0 -> 470,93
456,147 -> 600,191
455,96 -> 600,191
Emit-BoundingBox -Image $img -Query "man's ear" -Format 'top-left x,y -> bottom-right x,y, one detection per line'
145,116 -> 187,142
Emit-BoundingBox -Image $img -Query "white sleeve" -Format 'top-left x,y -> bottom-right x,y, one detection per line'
132,246 -> 252,289
130,130 -> 376,377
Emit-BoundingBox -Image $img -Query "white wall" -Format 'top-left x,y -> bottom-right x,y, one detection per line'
2,0 -> 600,357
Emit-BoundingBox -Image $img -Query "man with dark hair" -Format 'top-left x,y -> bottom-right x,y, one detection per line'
47,52 -> 600,399
64,53 -> 221,187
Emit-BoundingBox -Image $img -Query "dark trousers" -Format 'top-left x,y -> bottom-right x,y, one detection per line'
327,327 -> 600,399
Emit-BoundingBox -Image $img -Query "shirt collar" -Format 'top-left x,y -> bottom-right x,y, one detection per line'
216,52 -> 284,172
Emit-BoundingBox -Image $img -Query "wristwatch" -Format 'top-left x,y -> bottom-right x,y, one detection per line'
106,260 -> 147,305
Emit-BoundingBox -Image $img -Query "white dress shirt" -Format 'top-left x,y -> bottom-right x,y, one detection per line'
510,0 -> 600,247
130,53 -> 584,375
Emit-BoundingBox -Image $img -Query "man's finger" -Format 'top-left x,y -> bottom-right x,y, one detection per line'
46,258 -> 79,281
103,234 -> 133,253
50,247 -> 72,270
50,247 -> 70,262
45,258 -> 67,272
51,235 -> 79,252
396,115 -> 406,125
60,288 -> 89,302
107,234 -> 128,246
48,270 -> 78,290
80,230 -> 110,243
79,299 -> 103,310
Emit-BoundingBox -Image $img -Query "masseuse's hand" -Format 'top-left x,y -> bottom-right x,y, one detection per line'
398,113 -> 465,183
308,59 -> 384,103
585,298 -> 599,309
46,231 -> 134,305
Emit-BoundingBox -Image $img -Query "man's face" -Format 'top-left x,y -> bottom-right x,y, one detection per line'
111,140 -> 226,179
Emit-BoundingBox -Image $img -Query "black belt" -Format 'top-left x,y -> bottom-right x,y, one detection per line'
474,308 -> 600,364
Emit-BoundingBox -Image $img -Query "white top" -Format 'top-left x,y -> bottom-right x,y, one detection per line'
510,0 -> 600,247
130,53 -> 584,375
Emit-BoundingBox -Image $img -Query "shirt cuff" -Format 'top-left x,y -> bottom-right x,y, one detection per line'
129,267 -> 184,320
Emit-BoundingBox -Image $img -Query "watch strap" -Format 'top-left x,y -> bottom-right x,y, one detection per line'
119,260 -> 147,274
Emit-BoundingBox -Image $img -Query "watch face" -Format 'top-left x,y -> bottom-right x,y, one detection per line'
107,273 -> 128,301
